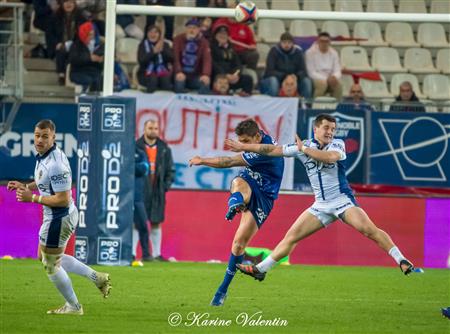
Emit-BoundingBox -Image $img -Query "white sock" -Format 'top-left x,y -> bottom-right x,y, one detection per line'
132,228 -> 139,257
48,268 -> 80,308
256,255 -> 277,273
150,228 -> 162,257
61,254 -> 97,282
389,246 -> 405,265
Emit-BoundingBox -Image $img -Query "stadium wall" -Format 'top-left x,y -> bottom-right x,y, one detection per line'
1,187 -> 448,269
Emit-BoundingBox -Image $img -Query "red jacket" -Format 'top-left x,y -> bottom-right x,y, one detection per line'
213,18 -> 256,54
173,33 -> 212,77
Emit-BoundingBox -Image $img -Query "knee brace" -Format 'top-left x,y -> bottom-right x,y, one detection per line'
41,251 -> 63,275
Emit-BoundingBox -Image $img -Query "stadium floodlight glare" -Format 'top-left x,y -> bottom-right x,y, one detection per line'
103,0 -> 450,96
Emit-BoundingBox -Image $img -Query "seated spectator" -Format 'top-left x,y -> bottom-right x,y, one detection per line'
47,0 -> 86,85
213,1 -> 259,71
173,18 -> 211,94
337,83 -> 374,112
306,32 -> 342,100
211,74 -> 230,95
117,0 -> 144,40
389,81 -> 426,113
137,25 -> 173,93
278,74 -> 299,97
211,25 -> 253,96
68,21 -> 104,92
260,32 -> 312,99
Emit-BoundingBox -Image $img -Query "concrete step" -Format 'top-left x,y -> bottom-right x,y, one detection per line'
24,84 -> 75,98
24,70 -> 59,85
24,58 -> 56,71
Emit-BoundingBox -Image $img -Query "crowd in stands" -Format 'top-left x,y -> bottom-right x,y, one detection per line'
15,0 -> 447,112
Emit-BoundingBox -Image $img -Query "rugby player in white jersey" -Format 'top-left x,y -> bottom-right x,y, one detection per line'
7,119 -> 111,315
224,114 -> 417,281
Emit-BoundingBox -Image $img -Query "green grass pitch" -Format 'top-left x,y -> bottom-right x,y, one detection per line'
1,259 -> 449,334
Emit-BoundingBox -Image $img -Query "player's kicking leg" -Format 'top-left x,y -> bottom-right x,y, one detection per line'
237,211 -> 323,280
341,206 -> 419,275
225,177 -> 249,221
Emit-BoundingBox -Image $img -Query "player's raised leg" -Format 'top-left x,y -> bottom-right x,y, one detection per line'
341,206 -> 416,275
211,209 -> 259,306
237,211 -> 323,280
226,177 -> 252,221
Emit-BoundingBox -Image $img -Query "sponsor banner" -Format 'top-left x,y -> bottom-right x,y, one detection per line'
75,96 -> 135,265
0,103 -> 77,180
370,112 -> 450,187
120,92 -> 298,190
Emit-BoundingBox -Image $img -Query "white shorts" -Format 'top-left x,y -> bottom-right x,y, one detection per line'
308,194 -> 357,227
39,208 -> 78,248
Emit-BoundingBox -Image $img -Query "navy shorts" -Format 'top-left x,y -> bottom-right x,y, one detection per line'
238,175 -> 274,228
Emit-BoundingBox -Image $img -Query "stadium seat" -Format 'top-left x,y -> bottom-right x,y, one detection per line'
372,47 -> 407,73
442,101 -> 450,113
312,96 -> 337,110
421,100 -> 439,113
353,21 -> 387,46
175,0 -> 195,6
398,0 -> 427,13
116,37 -> 139,64
436,49 -> 450,74
341,46 -> 373,71
341,74 -> 355,97
252,0 -> 268,10
360,74 -> 393,98
366,0 -> 395,13
390,73 -> 427,99
417,23 -> 449,48
271,0 -> 299,10
322,21 -> 356,46
289,20 -> 318,37
385,22 -> 419,48
334,0 -> 363,12
303,0 -> 332,11
423,74 -> 450,100
430,0 -> 450,14
256,43 -> 271,68
404,48 -> 439,74
257,19 -> 286,43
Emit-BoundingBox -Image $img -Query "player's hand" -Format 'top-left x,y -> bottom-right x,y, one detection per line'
7,181 -> 23,191
16,186 -> 33,202
295,134 -> 304,152
189,156 -> 203,167
224,138 -> 244,152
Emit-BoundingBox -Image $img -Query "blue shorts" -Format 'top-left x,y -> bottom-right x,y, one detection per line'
238,175 -> 274,228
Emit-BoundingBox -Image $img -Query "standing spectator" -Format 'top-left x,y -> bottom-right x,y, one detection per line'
173,18 -> 211,94
337,83 -> 374,112
116,0 -> 144,40
211,74 -> 230,95
32,0 -> 59,32
47,0 -> 86,85
137,25 -> 173,93
145,0 -> 174,40
306,32 -> 342,100
389,81 -> 426,113
278,74 -> 299,97
68,21 -> 104,92
211,25 -> 253,96
136,120 -> 175,261
260,32 -> 312,99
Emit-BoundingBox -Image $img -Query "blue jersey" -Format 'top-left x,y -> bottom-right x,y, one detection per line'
239,131 -> 284,200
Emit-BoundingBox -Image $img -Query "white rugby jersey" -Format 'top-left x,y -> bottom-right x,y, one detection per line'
283,138 -> 353,202
34,144 -> 76,219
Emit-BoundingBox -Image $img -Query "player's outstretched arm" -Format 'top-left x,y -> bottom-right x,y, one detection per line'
225,139 -> 284,157
189,154 -> 247,168
296,135 -> 341,164
7,181 -> 37,191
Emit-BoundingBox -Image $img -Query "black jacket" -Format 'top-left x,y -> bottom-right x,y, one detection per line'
137,40 -> 174,78
136,136 -> 175,223
389,92 -> 426,113
264,44 -> 308,81
68,39 -> 103,76
210,40 -> 242,76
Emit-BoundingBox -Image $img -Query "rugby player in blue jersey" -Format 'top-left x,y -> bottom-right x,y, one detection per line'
225,114 -> 417,281
189,119 -> 284,306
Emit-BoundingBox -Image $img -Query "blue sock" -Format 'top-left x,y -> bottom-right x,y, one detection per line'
217,253 -> 244,294
228,192 -> 244,208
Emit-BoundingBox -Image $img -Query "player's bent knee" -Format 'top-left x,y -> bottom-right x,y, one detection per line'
41,251 -> 63,275
232,240 -> 246,254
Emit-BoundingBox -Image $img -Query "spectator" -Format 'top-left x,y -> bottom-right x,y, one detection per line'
116,0 -> 144,40
337,83 -> 374,112
260,32 -> 312,99
68,21 -> 104,92
211,74 -> 230,95
32,0 -> 58,32
136,119 -> 175,261
389,81 -> 426,113
213,1 -> 259,71
173,18 -> 211,94
278,74 -> 299,97
211,25 -> 253,96
47,0 -> 86,85
137,25 -> 173,93
305,32 -> 342,100
146,0 -> 174,40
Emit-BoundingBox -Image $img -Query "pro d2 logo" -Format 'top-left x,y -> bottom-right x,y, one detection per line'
97,237 -> 122,265
102,104 -> 125,132
78,103 -> 92,131
75,237 -> 88,263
